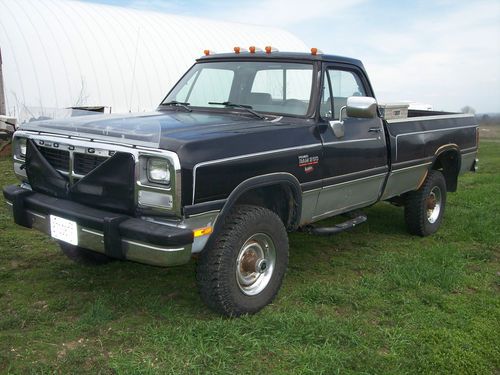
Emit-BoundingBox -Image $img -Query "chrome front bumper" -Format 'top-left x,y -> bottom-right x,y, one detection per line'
3,185 -> 194,267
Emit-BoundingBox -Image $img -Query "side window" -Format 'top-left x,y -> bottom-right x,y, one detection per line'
184,68 -> 234,106
322,69 -> 367,120
321,73 -> 333,119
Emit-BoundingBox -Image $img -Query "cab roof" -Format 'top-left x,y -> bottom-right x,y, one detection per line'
197,51 -> 364,69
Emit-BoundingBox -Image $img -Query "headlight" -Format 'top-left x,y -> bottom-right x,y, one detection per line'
147,158 -> 171,185
16,137 -> 27,158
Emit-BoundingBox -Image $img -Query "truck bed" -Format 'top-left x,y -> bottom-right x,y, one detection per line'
381,113 -> 478,200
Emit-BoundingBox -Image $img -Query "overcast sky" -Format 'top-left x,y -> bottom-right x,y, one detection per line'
84,0 -> 500,113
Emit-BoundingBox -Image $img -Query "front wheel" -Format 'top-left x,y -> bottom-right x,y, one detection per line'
404,170 -> 447,236
196,205 -> 289,317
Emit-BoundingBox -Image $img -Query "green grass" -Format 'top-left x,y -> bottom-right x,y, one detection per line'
0,140 -> 499,374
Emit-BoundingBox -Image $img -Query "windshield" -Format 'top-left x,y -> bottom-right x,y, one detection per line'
163,61 -> 314,116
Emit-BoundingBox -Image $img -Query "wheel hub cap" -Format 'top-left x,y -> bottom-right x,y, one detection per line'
236,233 -> 276,296
426,186 -> 442,224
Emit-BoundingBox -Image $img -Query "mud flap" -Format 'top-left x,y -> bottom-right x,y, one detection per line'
10,188 -> 34,228
103,216 -> 129,259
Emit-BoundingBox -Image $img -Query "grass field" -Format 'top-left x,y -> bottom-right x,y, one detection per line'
0,138 -> 499,374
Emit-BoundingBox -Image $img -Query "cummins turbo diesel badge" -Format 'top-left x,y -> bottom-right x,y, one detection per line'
298,154 -> 319,173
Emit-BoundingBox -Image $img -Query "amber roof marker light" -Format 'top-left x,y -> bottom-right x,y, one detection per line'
265,46 -> 272,54
310,47 -> 323,55
234,46 -> 241,54
249,46 -> 256,54
203,49 -> 210,56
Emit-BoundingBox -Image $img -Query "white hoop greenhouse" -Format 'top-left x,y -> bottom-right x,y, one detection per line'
0,0 -> 307,122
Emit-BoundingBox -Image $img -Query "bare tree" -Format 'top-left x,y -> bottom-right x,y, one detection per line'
461,106 -> 476,114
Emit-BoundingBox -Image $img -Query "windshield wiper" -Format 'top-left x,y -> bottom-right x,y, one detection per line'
208,101 -> 265,120
160,101 -> 192,112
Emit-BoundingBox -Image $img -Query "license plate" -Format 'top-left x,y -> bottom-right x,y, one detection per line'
50,215 -> 78,246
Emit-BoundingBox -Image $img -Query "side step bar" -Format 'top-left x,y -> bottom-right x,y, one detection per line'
304,214 -> 367,236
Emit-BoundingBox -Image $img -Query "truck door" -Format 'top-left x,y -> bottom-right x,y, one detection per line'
314,65 -> 388,221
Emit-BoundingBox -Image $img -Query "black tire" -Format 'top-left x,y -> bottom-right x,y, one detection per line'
59,243 -> 114,266
404,170 -> 447,236
196,205 -> 289,317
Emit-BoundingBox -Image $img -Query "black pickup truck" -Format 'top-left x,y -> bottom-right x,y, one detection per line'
3,50 -> 478,316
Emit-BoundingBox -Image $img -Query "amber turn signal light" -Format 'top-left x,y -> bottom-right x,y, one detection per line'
193,226 -> 213,237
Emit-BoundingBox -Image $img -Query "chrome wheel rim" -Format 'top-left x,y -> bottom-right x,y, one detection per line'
426,186 -> 442,224
235,233 -> 276,296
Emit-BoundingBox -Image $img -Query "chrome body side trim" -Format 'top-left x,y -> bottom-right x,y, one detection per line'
192,138 -> 383,204
387,113 -> 474,123
461,146 -> 478,153
321,137 -> 380,147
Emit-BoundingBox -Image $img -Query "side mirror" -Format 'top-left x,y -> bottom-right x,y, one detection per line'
346,96 -> 378,119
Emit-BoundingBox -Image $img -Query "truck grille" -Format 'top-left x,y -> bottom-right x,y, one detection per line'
38,146 -> 70,172
74,153 -> 108,175
36,145 -> 108,177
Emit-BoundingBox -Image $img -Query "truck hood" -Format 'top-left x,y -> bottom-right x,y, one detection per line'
19,110 -> 276,149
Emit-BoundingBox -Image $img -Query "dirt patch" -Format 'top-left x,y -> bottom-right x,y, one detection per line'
57,338 -> 87,359
479,124 -> 500,140
0,141 -> 11,156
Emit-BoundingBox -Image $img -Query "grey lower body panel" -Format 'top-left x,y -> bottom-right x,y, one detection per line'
381,162 -> 431,200
299,189 -> 321,225
310,173 -> 386,222
460,151 -> 477,174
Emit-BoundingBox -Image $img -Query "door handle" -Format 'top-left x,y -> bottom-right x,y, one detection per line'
368,127 -> 381,133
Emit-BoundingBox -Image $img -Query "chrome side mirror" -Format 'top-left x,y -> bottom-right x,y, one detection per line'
329,105 -> 346,138
346,96 -> 378,118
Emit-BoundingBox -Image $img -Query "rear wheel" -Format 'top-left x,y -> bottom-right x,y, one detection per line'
404,170 -> 447,236
59,243 -> 114,266
196,205 -> 289,317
